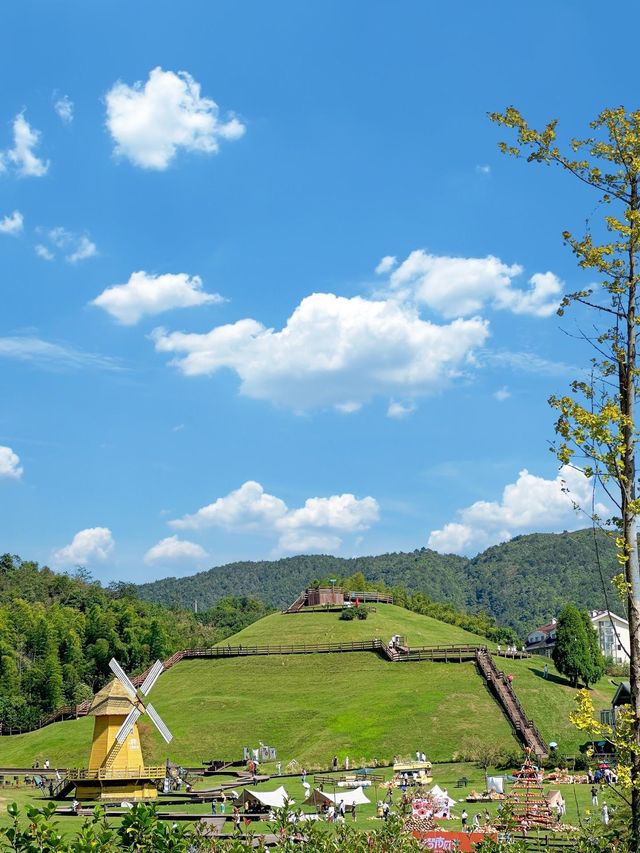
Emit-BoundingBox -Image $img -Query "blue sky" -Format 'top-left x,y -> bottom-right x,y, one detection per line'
1,0 -> 637,583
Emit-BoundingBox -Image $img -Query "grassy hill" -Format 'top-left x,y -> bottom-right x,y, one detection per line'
0,606 -> 618,768
136,529 -> 624,636
224,604 -> 487,647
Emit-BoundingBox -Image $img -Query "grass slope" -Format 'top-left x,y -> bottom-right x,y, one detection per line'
223,604 -> 488,646
0,607 -> 618,766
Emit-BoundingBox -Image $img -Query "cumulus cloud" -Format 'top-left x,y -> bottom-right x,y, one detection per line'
54,94 -> 74,124
428,466 -> 608,555
278,494 -> 379,532
35,244 -> 54,260
152,292 -> 489,412
105,67 -> 245,170
387,251 -> 562,318
2,113 -> 49,177
171,481 -> 288,531
170,480 -> 380,553
0,446 -> 23,479
53,527 -> 114,565
0,210 -> 24,235
144,535 -> 207,565
493,386 -> 511,402
375,255 -> 397,275
37,227 -> 97,263
92,271 -> 224,325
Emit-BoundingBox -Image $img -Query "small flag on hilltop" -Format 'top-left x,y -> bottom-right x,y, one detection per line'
355,597 -> 359,607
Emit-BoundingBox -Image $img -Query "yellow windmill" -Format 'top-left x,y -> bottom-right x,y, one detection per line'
62,658 -> 172,802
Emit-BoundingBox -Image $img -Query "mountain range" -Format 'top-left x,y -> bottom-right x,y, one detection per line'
136,528 -> 625,636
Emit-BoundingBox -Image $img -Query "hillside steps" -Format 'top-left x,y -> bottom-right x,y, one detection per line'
475,649 -> 548,759
284,592 -> 307,614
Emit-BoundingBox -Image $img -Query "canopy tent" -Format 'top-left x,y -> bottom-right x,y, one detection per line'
304,786 -> 371,807
547,791 -> 565,809
487,776 -> 504,794
237,786 -> 293,809
429,785 -> 456,808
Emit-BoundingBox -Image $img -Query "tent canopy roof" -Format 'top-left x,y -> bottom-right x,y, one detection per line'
304,786 -> 370,807
239,786 -> 292,808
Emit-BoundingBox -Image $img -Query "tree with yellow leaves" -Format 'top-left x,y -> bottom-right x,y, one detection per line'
489,106 -> 640,849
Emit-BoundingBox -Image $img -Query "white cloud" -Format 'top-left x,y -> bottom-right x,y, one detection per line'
54,94 -> 74,124
105,66 -> 245,170
0,335 -> 121,371
144,535 -> 207,565
35,244 -> 54,260
152,292 -> 489,412
37,227 -> 98,263
387,251 -> 562,318
92,270 -> 224,325
493,386 -> 510,402
4,113 -> 49,177
67,235 -> 97,263
476,164 -> 491,175
170,480 -> 379,554
277,494 -> 379,532
428,466 -> 608,555
0,446 -> 23,479
278,531 -> 342,553
171,481 -> 288,531
53,527 -> 114,565
375,255 -> 397,275
387,400 -> 416,419
0,210 -> 24,235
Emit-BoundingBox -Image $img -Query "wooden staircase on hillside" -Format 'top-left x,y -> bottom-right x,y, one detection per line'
475,649 -> 548,759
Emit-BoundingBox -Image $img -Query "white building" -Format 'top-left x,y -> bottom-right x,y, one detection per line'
526,611 -> 629,664
590,610 -> 630,665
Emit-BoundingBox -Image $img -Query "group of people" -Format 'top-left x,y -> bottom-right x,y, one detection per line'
496,645 -> 524,657
321,800 -> 357,822
460,809 -> 491,831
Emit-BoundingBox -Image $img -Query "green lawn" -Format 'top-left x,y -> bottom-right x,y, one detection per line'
0,761 -> 620,839
493,656 -> 618,754
139,653 -> 518,766
223,604 -> 489,647
0,607 -> 618,773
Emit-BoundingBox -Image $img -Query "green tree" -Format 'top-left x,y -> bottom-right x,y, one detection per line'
580,611 -> 606,685
490,105 -> 640,848
553,605 -> 592,687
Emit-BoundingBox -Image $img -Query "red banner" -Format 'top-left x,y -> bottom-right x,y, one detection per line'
413,830 -> 497,851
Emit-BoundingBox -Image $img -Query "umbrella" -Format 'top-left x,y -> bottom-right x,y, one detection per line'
549,742 -> 558,749
599,763 -> 609,769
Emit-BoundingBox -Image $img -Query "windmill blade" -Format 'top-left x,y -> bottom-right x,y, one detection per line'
115,706 -> 142,744
145,702 -> 173,743
109,658 -> 137,698
139,660 -> 164,696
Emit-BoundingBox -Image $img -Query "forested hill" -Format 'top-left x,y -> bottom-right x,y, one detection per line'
136,529 -> 624,636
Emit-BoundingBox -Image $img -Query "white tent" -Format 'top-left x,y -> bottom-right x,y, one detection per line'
429,785 -> 456,808
304,786 -> 370,807
239,786 -> 293,809
487,776 -> 504,794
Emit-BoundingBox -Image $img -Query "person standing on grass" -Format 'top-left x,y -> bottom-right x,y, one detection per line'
461,809 -> 468,830
220,793 -> 226,814
591,786 -> 599,807
211,801 -> 217,815
351,802 -> 356,821
543,663 -> 549,679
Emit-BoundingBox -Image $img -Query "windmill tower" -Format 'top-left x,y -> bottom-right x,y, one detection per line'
71,658 -> 173,801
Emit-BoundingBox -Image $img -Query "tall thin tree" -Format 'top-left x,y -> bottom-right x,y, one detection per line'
489,106 -> 640,848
